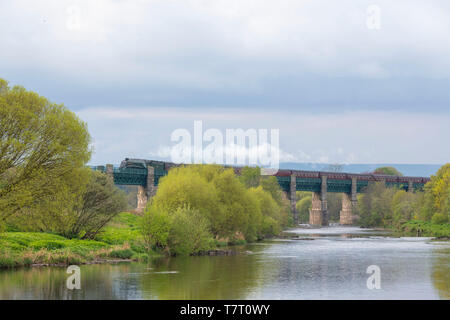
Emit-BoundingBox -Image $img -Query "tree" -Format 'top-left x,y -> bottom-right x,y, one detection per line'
67,170 -> 128,239
391,190 -> 421,227
248,186 -> 286,238
151,166 -> 220,232
141,206 -> 171,250
373,166 -> 403,176
0,78 -> 91,222
150,164 -> 287,242
168,207 -> 213,255
296,195 -> 311,223
357,182 -> 397,227
420,163 -> 450,222
260,175 -> 284,206
239,166 -> 261,188
140,205 -> 214,255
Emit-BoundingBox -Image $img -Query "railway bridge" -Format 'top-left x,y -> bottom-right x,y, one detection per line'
92,159 -> 430,226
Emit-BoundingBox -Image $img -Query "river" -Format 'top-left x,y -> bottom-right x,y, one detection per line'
0,226 -> 449,299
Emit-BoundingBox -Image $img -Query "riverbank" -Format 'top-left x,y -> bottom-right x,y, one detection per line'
396,220 -> 450,239
0,212 -> 244,269
0,213 -> 151,269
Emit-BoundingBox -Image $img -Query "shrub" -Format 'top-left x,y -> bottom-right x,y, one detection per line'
141,206 -> 171,250
432,213 -> 448,224
168,207 -> 214,256
296,196 -> 312,223
261,216 -> 280,237
131,253 -> 149,263
108,248 -> 134,259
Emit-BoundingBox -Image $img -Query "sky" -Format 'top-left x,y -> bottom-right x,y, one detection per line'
1,0 -> 449,165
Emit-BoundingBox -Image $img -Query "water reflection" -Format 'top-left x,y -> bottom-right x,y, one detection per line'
139,254 -> 263,299
431,246 -> 450,299
0,227 -> 449,300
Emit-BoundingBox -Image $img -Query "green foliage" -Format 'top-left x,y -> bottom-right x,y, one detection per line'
296,196 -> 311,223
373,166 -> 403,176
432,213 -> 448,224
108,248 -> 134,259
142,164 -> 288,255
357,182 -> 399,227
96,212 -> 142,245
325,193 -> 341,222
0,78 -> 91,222
261,176 -> 285,206
249,186 -> 286,237
356,164 -> 450,234
141,206 -> 171,250
239,166 -> 261,188
30,240 -> 67,250
141,205 -> 214,255
152,165 -> 284,240
168,207 -> 214,256
419,163 -> 450,222
261,216 -> 280,236
399,220 -> 450,238
64,170 -> 128,239
391,190 -> 421,227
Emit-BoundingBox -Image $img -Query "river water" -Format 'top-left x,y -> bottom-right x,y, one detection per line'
0,226 -> 449,299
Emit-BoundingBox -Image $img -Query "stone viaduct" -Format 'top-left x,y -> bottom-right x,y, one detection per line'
94,159 -> 430,227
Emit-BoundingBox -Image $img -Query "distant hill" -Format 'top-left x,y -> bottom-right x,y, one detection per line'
279,163 -> 443,177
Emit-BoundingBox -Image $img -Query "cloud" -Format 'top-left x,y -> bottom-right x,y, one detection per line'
77,106 -> 450,165
1,0 -> 450,111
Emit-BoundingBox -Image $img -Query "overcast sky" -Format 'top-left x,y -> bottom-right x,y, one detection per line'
1,0 -> 449,165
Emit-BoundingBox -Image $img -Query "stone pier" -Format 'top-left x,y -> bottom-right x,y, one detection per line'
130,166 -> 158,213
309,175 -> 328,226
106,164 -> 114,181
310,192 -> 323,226
339,177 -> 358,225
290,174 -> 298,224
408,180 -> 414,193
136,186 -> 147,212
340,193 -> 353,225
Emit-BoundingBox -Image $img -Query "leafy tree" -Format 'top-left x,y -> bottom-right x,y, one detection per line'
5,167 -> 90,233
373,166 -> 403,176
248,186 -> 285,238
68,170 -> 128,239
151,166 -> 220,233
431,213 -> 448,224
260,175 -> 284,206
358,182 -> 397,227
168,207 -> 213,255
0,78 -> 91,222
296,196 -> 311,223
239,166 -> 261,188
140,205 -> 214,255
391,190 -> 421,227
150,164 -> 287,243
141,206 -> 171,250
420,164 -> 450,222
326,193 -> 342,222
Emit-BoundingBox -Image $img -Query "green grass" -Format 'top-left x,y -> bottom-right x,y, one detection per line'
0,212 -> 154,269
399,220 -> 450,238
95,212 -> 143,245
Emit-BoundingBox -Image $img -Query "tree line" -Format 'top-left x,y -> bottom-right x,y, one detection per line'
141,165 -> 291,255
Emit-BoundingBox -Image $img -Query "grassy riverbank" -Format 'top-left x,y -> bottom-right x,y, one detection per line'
0,213 -> 151,268
396,220 -> 450,239
0,212 -> 249,269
